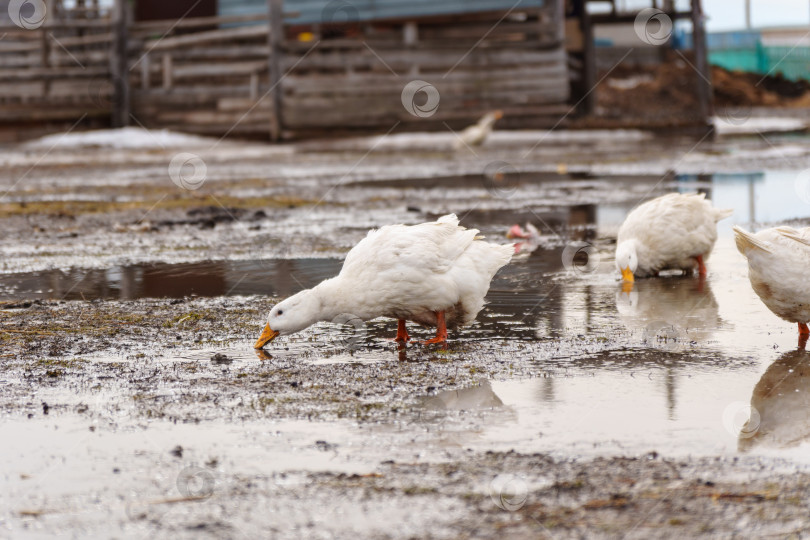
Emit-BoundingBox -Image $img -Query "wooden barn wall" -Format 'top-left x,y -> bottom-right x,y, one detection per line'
279,12 -> 568,136
0,1 -> 568,141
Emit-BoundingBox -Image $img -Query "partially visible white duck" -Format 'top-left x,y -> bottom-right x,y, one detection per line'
615,193 -> 732,282
506,222 -> 541,255
254,214 -> 513,348
733,225 -> 810,341
453,110 -> 503,150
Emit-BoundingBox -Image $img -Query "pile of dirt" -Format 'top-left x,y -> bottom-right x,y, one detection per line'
592,54 -> 810,126
712,66 -> 810,107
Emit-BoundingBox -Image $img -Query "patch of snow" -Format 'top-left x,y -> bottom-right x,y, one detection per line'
713,116 -> 808,136
24,127 -> 218,150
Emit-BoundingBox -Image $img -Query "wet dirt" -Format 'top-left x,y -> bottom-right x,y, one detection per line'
3,128 -> 810,538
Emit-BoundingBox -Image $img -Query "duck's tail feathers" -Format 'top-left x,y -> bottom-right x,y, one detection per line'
437,214 -> 459,226
777,227 -> 810,248
489,242 -> 514,271
714,207 -> 734,222
733,226 -> 771,255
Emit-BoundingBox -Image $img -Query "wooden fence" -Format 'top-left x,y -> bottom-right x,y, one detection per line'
0,0 -> 569,141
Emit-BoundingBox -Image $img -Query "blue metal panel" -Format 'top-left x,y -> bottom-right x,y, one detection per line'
219,0 -> 547,24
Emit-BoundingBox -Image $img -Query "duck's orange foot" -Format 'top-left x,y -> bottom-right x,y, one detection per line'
799,322 -> 809,336
696,254 -> 707,276
393,319 -> 410,342
420,310 -> 448,345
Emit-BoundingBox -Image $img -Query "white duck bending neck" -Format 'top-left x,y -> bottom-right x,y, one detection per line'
306,276 -> 358,323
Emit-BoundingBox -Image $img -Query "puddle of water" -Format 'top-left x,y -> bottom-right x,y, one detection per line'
0,259 -> 342,302
3,170 -> 810,464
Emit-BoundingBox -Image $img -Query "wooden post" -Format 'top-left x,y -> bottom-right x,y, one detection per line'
266,0 -> 284,141
581,6 -> 596,115
110,0 -> 129,127
691,0 -> 714,122
403,22 -> 418,46
141,53 -> 150,90
40,29 -> 51,98
162,54 -> 172,89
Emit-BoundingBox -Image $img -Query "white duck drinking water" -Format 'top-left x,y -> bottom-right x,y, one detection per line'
254,214 -> 513,348
615,193 -> 732,282
733,225 -> 810,342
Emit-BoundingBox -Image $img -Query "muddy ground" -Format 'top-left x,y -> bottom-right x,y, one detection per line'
3,125 -> 810,538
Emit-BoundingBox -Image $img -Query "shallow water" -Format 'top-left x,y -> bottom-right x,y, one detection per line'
3,169 -> 810,466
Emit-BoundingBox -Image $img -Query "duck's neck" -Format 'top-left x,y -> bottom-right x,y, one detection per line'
310,276 -> 356,323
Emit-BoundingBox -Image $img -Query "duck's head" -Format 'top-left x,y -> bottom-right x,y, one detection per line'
615,240 -> 638,283
254,289 -> 322,349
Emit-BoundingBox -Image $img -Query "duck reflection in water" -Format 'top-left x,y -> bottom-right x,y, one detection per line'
616,276 -> 723,345
739,346 -> 810,452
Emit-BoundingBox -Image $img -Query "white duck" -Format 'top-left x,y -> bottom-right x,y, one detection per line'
733,225 -> 810,341
615,193 -> 732,282
453,110 -> 503,150
254,214 -> 513,348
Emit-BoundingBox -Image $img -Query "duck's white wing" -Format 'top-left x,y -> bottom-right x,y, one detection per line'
338,214 -> 510,325
341,214 -> 477,278
735,226 -> 810,258
777,226 -> 810,249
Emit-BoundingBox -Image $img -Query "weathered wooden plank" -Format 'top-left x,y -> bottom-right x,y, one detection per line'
282,64 -> 568,95
0,106 -> 107,121
132,84 -> 257,101
146,24 -> 270,51
0,66 -> 108,81
284,88 -> 569,118
217,96 -> 273,112
154,109 -> 270,124
280,47 -> 566,72
172,60 -> 267,79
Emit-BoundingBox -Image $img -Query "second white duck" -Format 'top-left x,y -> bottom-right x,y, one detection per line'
615,193 -> 732,282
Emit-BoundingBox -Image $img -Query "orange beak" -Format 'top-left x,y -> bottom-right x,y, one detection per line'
494,110 -> 503,120
621,267 -> 635,283
254,323 -> 280,349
